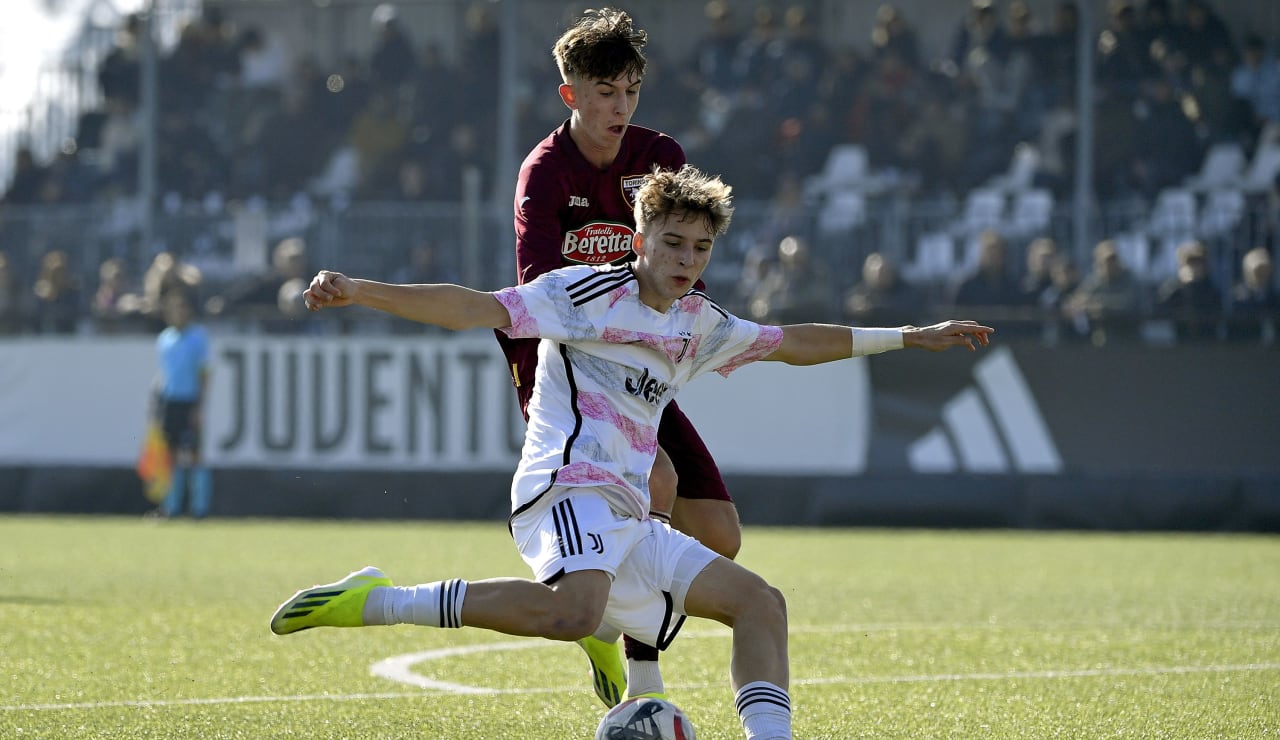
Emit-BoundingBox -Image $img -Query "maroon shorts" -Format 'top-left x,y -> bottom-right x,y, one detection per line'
657,400 -> 733,502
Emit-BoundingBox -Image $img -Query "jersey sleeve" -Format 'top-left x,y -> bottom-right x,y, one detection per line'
691,312 -> 784,380
513,153 -> 570,285
492,269 -> 600,343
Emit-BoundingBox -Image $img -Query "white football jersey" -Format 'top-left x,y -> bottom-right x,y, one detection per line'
494,264 -> 783,521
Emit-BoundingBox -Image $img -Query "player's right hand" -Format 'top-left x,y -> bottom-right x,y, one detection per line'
303,270 -> 358,311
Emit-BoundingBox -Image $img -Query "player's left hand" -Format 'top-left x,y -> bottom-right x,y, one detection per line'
903,320 -> 994,352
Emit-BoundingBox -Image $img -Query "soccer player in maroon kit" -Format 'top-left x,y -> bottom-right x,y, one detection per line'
493,7 -> 738,707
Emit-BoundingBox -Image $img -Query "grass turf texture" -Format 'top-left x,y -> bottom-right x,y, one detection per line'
0,515 -> 1277,739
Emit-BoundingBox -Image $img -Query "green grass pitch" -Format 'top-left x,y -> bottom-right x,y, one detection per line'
0,515 -> 1277,738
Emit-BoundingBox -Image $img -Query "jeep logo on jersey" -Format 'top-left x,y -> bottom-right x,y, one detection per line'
561,221 -> 635,264
621,174 -> 648,207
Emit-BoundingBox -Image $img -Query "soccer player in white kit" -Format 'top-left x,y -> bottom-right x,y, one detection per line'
273,165 -> 993,739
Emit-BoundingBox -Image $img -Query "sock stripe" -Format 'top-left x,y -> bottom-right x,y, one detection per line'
439,579 -> 464,628
735,684 -> 791,713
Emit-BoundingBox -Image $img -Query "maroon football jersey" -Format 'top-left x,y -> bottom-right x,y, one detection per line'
499,121 -> 686,413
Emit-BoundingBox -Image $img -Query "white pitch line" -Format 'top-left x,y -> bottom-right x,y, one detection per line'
6,659 -> 1279,712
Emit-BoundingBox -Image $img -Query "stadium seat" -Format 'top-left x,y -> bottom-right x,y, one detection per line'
806,144 -> 869,196
1112,232 -> 1151,281
1182,142 -> 1246,192
1143,188 -> 1197,240
984,142 -> 1040,193
1241,139 -> 1280,193
902,231 -> 955,283
816,189 -> 867,236
1197,188 -> 1246,238
1005,188 -> 1054,238
951,187 -> 1006,238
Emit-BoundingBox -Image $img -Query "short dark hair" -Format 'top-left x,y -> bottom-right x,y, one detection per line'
553,7 -> 648,83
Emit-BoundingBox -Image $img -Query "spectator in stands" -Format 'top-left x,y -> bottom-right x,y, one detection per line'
871,4 -> 922,71
1042,254 -> 1081,312
98,13 -> 142,108
2,147 -> 46,206
0,252 -> 22,335
686,0 -> 743,97
1178,0 -> 1238,75
368,4 -> 418,95
138,251 -> 203,331
1040,1 -> 1080,106
1019,237 -> 1059,304
237,26 -> 289,94
91,256 -> 139,334
1064,238 -> 1144,344
951,230 -> 1023,308
1231,34 -> 1280,132
348,88 -> 411,198
843,251 -> 921,327
1096,0 -> 1158,98
1131,78 -> 1204,199
205,236 -> 309,329
1226,246 -> 1278,342
1155,240 -> 1222,341
30,250 -> 81,334
747,235 -> 836,324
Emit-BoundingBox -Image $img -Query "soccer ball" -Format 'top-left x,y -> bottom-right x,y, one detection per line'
594,696 -> 696,740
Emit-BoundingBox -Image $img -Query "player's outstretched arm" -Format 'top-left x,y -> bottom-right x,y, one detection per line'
765,320 -> 993,365
302,270 -> 511,331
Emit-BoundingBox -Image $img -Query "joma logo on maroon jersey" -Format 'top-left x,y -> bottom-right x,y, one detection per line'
561,222 -> 635,265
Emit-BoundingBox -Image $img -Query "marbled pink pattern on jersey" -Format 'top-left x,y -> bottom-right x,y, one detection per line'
493,288 -> 538,337
577,390 -> 659,455
555,462 -> 631,489
601,328 -> 703,364
715,325 -> 784,376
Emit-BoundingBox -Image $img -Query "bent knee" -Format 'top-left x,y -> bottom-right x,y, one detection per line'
539,609 -> 604,642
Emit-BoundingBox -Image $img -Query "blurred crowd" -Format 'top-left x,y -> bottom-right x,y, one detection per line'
0,0 -> 1277,344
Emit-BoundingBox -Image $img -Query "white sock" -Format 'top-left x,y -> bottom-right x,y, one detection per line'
626,659 -> 664,697
736,681 -> 792,739
362,579 -> 467,628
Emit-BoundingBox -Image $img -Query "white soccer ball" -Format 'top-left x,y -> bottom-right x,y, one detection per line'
594,696 -> 697,740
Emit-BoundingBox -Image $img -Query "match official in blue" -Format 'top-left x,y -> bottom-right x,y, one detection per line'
154,289 -> 212,518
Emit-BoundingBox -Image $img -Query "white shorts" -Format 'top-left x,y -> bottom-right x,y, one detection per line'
510,489 -> 720,649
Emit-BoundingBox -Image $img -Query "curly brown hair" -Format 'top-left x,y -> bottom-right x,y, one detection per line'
634,165 -> 735,238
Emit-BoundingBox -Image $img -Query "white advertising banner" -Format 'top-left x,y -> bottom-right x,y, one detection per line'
0,334 -> 871,474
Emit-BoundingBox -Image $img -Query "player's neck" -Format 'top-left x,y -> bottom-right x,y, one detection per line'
568,124 -> 621,170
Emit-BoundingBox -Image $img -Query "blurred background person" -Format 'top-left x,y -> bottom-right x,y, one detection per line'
747,234 -> 836,325
1155,240 -> 1222,342
843,251 -> 921,327
153,289 -> 212,519
1226,246 -> 1277,342
1063,239 -> 1144,345
30,249 -> 81,334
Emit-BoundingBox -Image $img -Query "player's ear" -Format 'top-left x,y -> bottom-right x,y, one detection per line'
558,82 -> 576,110
632,231 -> 646,258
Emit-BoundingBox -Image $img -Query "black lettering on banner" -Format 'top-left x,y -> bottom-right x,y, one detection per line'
364,351 -> 393,454
260,349 -> 297,451
312,351 -> 349,452
219,348 -> 246,451
406,350 -> 446,455
458,351 -> 489,454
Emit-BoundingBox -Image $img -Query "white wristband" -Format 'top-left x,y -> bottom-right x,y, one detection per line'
851,327 -> 904,357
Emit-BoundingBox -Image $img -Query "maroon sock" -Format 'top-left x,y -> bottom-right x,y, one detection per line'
623,634 -> 660,662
